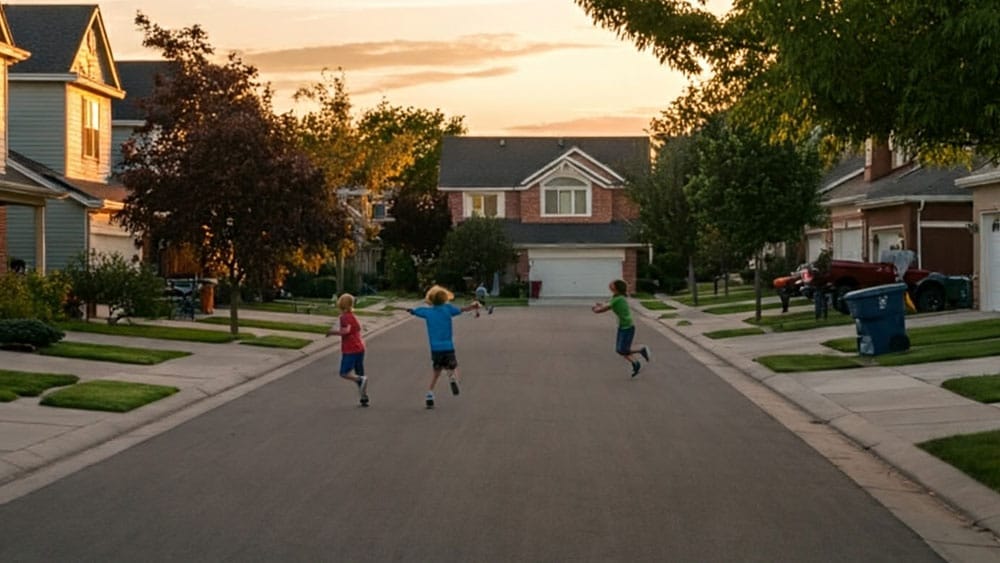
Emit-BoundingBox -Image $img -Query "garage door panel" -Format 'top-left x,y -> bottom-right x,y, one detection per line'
531,257 -> 622,298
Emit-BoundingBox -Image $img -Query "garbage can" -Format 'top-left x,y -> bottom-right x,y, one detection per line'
529,280 -> 542,299
843,283 -> 910,356
943,276 -> 972,309
200,279 -> 217,314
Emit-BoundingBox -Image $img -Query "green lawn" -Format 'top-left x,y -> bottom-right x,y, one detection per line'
824,318 -> 1000,352
640,300 -> 675,311
0,370 -> 79,401
242,301 -> 339,316
704,327 -> 767,339
677,320 -> 692,327
919,430 -> 1000,494
755,354 -> 863,372
659,312 -> 679,320
240,335 -> 313,349
40,379 -> 178,412
671,288 -> 756,307
198,317 -> 330,334
746,310 -> 856,332
942,374 -> 1000,404
57,320 -> 241,343
874,338 -> 1000,367
704,301 -> 789,315
39,342 -> 191,365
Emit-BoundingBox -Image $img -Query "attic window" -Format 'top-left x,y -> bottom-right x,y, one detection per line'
542,176 -> 589,217
82,99 -> 100,160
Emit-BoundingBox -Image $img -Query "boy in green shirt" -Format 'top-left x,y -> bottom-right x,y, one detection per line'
592,279 -> 651,377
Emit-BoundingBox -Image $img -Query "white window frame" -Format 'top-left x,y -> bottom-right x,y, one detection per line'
464,192 -> 504,218
82,98 -> 100,160
541,176 -> 590,217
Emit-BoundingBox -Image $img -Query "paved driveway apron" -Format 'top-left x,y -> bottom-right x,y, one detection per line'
0,308 -> 940,562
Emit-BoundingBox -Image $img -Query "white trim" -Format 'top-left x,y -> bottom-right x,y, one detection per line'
956,168 -> 1000,188
438,186 -> 517,192
921,221 -> 971,229
7,160 -> 102,208
112,119 -> 145,128
463,191 -> 504,219
520,147 -> 624,187
823,195 -> 866,207
540,173 -> 591,218
857,195 -> 972,210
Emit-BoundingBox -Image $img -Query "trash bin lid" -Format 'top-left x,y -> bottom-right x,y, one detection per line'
843,283 -> 908,301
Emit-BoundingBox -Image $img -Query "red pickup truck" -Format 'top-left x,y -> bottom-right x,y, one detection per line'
798,253 -> 949,314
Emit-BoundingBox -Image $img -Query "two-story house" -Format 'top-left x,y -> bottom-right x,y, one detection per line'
4,4 -> 138,273
438,136 -> 648,298
808,140 -> 974,277
0,4 -> 63,275
956,164 -> 1000,312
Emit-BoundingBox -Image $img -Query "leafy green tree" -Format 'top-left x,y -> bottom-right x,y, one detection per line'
687,116 -> 825,319
436,217 -> 515,290
575,1 -> 1000,159
117,15 -> 340,335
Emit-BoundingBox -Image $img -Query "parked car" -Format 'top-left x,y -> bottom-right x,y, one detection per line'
798,251 -> 955,314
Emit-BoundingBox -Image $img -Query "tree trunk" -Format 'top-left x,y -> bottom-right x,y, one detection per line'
228,276 -> 240,336
336,249 -> 345,296
687,256 -> 698,306
754,252 -> 762,322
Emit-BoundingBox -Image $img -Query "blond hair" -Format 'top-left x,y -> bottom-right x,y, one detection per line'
336,293 -> 355,312
424,285 -> 454,305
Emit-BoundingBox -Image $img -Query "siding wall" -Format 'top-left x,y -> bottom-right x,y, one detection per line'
0,205 -> 7,274
9,82 -> 66,173
0,64 -> 6,176
65,85 -> 112,181
111,124 -> 134,169
6,199 -> 87,272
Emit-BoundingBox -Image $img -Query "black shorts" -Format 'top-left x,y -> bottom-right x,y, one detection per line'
431,350 -> 458,370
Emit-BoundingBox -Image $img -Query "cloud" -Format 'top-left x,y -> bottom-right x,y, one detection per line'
505,115 -> 654,136
242,34 -> 597,73
353,66 -> 516,94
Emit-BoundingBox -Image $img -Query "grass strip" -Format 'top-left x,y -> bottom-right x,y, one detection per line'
824,318 -> 1000,352
704,301 -> 788,315
0,388 -> 16,402
704,327 -> 767,339
671,289 -> 756,307
919,430 -> 1000,494
57,320 -> 240,343
243,301 -> 339,316
0,370 -> 79,397
199,317 -> 329,334
746,310 -> 855,332
875,338 -> 1000,367
942,374 -> 1000,404
39,342 -> 190,365
640,300 -> 675,311
677,320 -> 692,327
41,379 -> 178,412
659,312 -> 679,319
240,335 -> 313,349
755,354 -> 862,373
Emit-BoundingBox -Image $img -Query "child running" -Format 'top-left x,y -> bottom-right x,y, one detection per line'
592,279 -> 651,378
326,293 -> 369,406
474,281 -> 495,318
407,285 -> 480,409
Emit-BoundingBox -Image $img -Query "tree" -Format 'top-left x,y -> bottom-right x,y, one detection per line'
687,116 -> 826,320
628,136 -> 701,302
575,1 -> 1000,160
436,217 -> 515,290
117,15 -> 342,335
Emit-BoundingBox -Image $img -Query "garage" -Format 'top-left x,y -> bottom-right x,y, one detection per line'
987,213 -> 1000,312
528,248 -> 623,298
90,214 -> 141,262
833,227 -> 862,261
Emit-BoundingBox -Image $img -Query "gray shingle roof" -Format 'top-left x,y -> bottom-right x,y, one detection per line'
820,154 -> 864,191
114,60 -> 173,120
5,5 -> 96,74
501,220 -> 636,246
439,136 -> 650,188
824,161 -> 975,204
9,151 -> 102,205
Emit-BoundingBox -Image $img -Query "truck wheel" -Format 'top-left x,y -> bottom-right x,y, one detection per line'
916,285 -> 945,312
832,284 -> 856,315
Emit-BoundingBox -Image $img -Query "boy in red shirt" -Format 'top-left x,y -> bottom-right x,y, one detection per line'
327,293 -> 369,406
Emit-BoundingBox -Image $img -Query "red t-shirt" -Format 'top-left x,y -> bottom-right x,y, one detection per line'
339,311 -> 365,354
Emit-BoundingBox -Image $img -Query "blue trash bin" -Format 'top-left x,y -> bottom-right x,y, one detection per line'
843,283 -> 910,356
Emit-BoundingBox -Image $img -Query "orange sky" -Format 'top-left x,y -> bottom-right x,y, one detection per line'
7,0 -> 729,136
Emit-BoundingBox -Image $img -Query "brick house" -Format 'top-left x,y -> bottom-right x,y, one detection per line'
807,141 -> 974,277
438,136 -> 648,298
955,164 -> 1000,312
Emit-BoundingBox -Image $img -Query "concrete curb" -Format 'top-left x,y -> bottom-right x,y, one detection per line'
638,306 -> 1000,539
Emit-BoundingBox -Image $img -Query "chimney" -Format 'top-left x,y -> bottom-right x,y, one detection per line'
864,138 -> 893,182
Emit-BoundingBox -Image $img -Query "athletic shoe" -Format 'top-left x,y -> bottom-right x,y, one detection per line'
360,393 -> 369,407
449,374 -> 460,396
631,360 -> 641,378
487,305 -> 495,315
426,393 -> 435,409
357,376 -> 368,398
640,346 -> 651,362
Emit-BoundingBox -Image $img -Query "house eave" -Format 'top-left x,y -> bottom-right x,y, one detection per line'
7,159 -> 101,208
856,195 -> 973,210
10,72 -> 126,99
513,243 -> 644,249
112,119 -> 145,128
955,170 -> 1000,189
0,44 -> 30,62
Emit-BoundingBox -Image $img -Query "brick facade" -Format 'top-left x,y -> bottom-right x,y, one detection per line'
0,205 -> 6,275
624,248 -> 638,292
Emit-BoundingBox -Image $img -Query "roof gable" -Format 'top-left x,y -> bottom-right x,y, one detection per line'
521,147 -> 625,188
6,4 -> 121,92
0,5 -> 29,62
439,136 -> 650,189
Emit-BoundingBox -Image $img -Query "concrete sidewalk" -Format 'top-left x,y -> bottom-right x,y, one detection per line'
641,295 -> 1000,541
0,303 -> 417,488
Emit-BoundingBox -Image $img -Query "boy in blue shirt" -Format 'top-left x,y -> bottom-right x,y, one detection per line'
407,285 -> 480,408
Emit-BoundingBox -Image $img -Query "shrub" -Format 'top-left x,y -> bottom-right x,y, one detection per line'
0,274 -> 33,319
499,281 -> 526,298
0,319 -> 65,347
385,248 -> 418,291
0,272 -> 71,321
64,251 -> 165,320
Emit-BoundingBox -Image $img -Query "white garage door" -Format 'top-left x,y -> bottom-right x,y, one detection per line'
806,233 -> 825,262
833,228 -> 862,261
529,249 -> 623,298
987,213 -> 1000,312
91,233 -> 141,262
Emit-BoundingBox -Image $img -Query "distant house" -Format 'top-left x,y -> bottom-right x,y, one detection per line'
955,165 -> 1000,312
438,136 -> 648,297
0,3 -> 63,274
111,60 -> 173,168
809,140 -> 974,276
4,4 -> 139,272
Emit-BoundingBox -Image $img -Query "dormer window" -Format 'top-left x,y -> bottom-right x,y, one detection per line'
82,98 -> 100,160
542,176 -> 589,216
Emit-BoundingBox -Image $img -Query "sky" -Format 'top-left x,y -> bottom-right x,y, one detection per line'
6,0 -> 726,136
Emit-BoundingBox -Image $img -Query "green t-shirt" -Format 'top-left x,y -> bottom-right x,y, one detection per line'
609,294 -> 633,329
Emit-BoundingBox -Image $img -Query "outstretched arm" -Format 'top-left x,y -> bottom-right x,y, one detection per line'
460,301 -> 482,313
592,302 -> 611,313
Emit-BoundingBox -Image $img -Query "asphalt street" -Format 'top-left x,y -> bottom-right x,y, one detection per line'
0,308 -> 942,562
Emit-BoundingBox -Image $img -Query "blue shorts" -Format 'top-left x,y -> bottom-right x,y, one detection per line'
340,352 -> 365,376
615,326 -> 635,356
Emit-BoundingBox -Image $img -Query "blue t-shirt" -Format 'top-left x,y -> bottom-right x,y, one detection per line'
411,304 -> 462,351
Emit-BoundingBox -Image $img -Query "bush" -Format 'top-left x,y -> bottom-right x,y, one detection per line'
385,248 -> 418,291
499,281 -> 526,298
0,319 -> 65,347
64,251 -> 165,320
0,272 -> 71,321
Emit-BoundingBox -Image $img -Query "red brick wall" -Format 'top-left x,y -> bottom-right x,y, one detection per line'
505,190 -> 521,219
448,192 -> 463,225
515,250 -> 529,280
624,248 -> 638,293
0,205 -> 7,275
519,183 -> 615,224
613,190 -> 639,221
